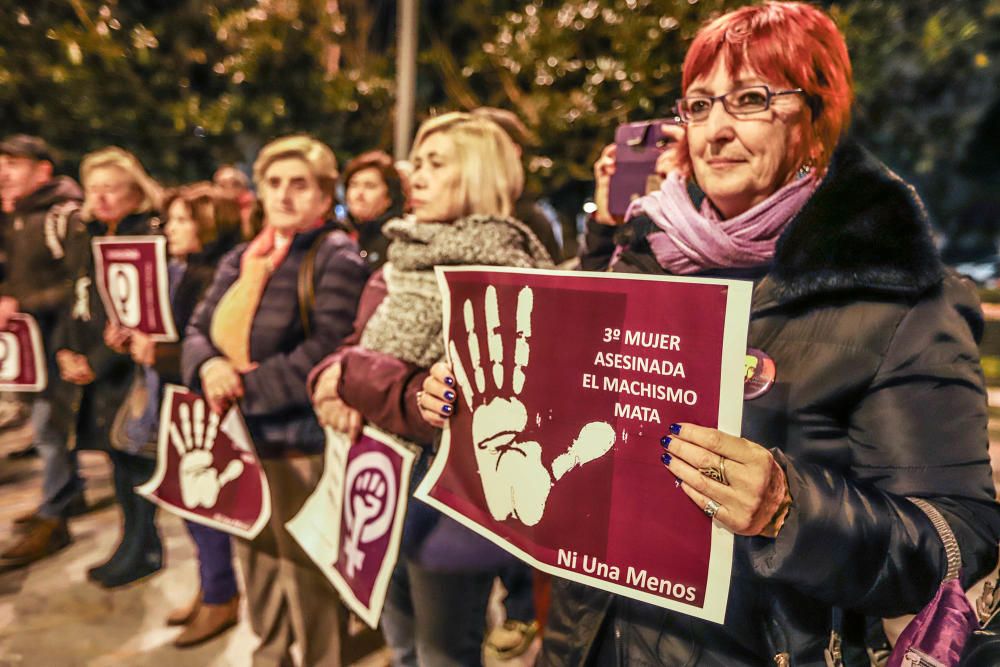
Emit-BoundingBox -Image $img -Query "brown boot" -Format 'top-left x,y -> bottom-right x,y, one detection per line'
167,592 -> 202,626
12,510 -> 39,528
173,595 -> 239,648
0,517 -> 70,568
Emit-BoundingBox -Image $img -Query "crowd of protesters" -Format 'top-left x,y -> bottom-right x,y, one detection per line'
1,2 -> 1000,666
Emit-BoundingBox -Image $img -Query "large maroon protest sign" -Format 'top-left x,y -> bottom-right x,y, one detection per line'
288,427 -> 417,628
0,314 -> 47,392
137,384 -> 270,539
416,267 -> 751,623
92,236 -> 178,342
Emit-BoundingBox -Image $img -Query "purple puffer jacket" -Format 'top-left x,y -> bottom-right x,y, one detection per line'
182,223 -> 368,457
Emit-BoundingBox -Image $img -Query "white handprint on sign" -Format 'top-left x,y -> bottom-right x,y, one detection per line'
170,398 -> 245,509
451,285 -> 616,527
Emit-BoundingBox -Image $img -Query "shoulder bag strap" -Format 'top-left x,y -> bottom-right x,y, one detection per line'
297,230 -> 332,338
908,497 -> 962,581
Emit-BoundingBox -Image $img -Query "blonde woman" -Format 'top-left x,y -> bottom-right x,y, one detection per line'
310,112 -> 550,665
48,146 -> 166,588
183,135 -> 368,665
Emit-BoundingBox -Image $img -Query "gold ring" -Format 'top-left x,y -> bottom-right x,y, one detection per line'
698,457 -> 729,486
416,390 -> 425,409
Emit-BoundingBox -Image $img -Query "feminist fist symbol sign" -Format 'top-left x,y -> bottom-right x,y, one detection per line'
342,452 -> 396,577
450,286 -> 616,527
170,399 -> 245,509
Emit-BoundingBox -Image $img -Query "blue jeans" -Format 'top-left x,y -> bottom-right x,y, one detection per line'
381,558 -> 495,667
34,399 -> 84,519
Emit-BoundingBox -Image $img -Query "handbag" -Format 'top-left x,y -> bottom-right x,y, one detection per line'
958,570 -> 1000,665
887,498 -> 980,667
108,366 -> 160,457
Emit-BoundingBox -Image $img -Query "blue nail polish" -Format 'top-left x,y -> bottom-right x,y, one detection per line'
674,479 -> 683,488
444,390 -> 455,402
441,404 -> 452,415
661,452 -> 672,465
669,423 -> 681,435
660,436 -> 671,449
445,376 -> 455,387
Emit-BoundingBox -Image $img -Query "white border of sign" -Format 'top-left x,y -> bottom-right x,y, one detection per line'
92,235 -> 178,342
289,426 -> 417,629
415,266 -> 752,624
136,384 -> 271,540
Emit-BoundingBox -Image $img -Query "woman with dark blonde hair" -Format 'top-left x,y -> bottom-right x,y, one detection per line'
114,182 -> 243,646
421,3 -> 1000,664
183,135 -> 368,665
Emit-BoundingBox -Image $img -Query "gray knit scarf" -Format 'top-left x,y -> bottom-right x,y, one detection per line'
360,214 -> 553,367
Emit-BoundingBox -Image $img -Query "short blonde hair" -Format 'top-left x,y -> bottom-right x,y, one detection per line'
252,134 -> 339,199
411,112 -> 523,218
80,146 -> 163,218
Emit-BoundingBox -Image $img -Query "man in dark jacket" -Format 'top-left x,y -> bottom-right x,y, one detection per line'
0,135 -> 90,568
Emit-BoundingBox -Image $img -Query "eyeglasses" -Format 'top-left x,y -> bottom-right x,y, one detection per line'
674,85 -> 806,123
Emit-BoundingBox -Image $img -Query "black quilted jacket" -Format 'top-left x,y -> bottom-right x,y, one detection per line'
541,142 -> 1000,666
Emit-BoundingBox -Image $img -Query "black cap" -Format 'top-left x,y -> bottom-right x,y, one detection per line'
0,134 -> 55,163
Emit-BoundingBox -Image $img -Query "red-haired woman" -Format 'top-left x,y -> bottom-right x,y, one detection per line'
421,3 -> 1000,664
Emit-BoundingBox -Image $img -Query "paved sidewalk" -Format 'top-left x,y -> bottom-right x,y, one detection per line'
0,423 -> 391,666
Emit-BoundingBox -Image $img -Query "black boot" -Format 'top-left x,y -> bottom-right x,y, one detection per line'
87,451 -> 137,582
96,492 -> 162,588
89,452 -> 162,587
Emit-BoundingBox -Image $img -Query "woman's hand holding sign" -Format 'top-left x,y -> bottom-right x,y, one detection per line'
661,423 -> 791,538
420,285 -> 615,527
312,361 -> 363,442
200,357 -> 244,415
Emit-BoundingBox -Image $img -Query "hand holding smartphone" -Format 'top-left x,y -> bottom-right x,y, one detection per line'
606,118 -> 685,218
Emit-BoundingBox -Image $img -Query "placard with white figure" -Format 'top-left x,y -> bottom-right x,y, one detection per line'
0,313 -> 47,392
287,426 -> 417,629
415,267 -> 752,623
136,384 -> 271,539
92,235 -> 178,342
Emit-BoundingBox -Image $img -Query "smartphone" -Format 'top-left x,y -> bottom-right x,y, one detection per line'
608,118 -> 682,217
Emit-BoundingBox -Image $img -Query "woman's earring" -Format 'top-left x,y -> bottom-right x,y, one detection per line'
796,163 -> 813,180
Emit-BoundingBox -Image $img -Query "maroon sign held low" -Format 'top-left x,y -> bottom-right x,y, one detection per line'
92,236 -> 178,342
0,314 -> 47,392
137,384 -> 270,539
415,267 -> 752,623
288,427 -> 417,629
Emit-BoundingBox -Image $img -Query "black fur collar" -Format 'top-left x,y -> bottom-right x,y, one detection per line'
769,141 -> 943,304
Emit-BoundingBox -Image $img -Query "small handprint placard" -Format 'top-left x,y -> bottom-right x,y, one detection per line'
137,384 -> 270,539
92,236 -> 178,342
287,426 -> 417,629
415,267 -> 752,624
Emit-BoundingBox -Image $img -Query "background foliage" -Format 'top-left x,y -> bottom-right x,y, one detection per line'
2,0 -> 998,244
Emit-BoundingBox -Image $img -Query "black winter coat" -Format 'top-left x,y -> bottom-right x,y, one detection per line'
181,224 -> 368,457
51,212 -> 159,446
0,177 -> 89,396
541,142 -> 1000,666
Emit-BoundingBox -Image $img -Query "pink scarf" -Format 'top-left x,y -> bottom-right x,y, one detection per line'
623,172 -> 819,275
